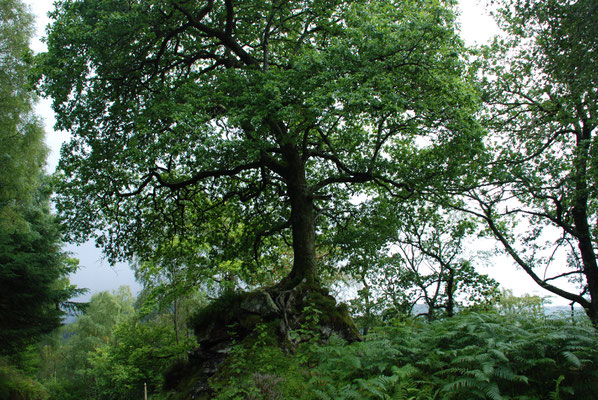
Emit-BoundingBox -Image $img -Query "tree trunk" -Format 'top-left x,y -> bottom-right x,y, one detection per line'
573,206 -> 598,327
426,302 -> 436,322
573,126 -> 598,327
173,297 -> 180,345
284,148 -> 318,288
446,266 -> 455,318
361,276 -> 372,336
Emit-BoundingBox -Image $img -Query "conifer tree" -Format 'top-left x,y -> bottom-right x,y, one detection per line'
0,0 -> 85,355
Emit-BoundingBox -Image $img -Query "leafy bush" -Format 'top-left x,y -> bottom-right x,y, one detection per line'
0,359 -> 47,400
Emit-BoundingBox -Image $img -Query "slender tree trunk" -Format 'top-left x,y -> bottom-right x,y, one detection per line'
573,126 -> 598,327
361,275 -> 371,336
426,301 -> 436,322
173,297 -> 180,345
446,266 -> 455,318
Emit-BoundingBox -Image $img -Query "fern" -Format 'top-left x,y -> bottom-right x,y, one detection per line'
390,364 -> 419,379
492,365 -> 528,384
483,383 -> 503,400
549,375 -> 565,400
356,378 -> 386,398
561,351 -> 582,368
283,312 -> 598,400
339,386 -> 363,400
442,378 -> 503,400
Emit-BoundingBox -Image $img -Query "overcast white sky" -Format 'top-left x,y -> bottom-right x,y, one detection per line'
21,0 -> 575,306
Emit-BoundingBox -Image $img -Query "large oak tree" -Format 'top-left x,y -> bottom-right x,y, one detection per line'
40,0 -> 481,289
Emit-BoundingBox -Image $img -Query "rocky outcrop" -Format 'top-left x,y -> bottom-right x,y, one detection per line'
164,285 -> 360,398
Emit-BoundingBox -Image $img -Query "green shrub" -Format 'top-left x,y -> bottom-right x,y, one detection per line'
0,359 -> 47,400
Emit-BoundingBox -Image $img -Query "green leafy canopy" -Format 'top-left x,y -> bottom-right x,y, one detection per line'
39,0 -> 483,285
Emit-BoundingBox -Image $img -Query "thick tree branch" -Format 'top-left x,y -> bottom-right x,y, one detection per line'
224,0 -> 234,35
116,161 -> 264,197
481,203 -> 591,308
172,0 -> 260,68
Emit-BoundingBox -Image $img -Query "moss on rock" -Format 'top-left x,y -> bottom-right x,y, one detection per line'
164,284 -> 359,398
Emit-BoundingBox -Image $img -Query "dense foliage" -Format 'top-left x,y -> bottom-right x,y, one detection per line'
0,0 -> 46,233
0,185 -> 83,356
0,359 -> 47,400
34,287 -> 196,400
0,0 -> 84,358
3,0 -> 598,398
16,288 -> 595,400
0,2 -> 84,398
166,307 -> 597,400
306,312 -> 598,400
38,0 -> 482,288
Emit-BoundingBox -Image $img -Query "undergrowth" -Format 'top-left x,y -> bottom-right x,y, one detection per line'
0,359 -> 47,400
197,312 -> 598,400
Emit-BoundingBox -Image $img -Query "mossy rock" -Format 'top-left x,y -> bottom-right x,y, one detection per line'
290,285 -> 360,343
190,290 -> 281,344
190,285 -> 359,344
166,285 -> 359,398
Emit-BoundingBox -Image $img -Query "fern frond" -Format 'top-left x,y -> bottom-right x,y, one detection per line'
442,377 -> 481,392
561,351 -> 582,368
357,381 -> 385,398
492,366 -> 528,384
434,367 -> 467,377
339,386 -> 363,400
312,389 -> 334,400
483,382 -> 503,400
391,364 -> 419,379
549,375 -> 565,400
488,348 -> 509,362
346,354 -> 362,370
481,361 -> 495,376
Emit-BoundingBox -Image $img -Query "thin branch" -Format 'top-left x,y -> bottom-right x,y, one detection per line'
253,220 -> 292,263
544,270 -> 584,283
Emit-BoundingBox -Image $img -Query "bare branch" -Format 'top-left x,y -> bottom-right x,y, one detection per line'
544,270 -> 583,283
480,202 -> 591,308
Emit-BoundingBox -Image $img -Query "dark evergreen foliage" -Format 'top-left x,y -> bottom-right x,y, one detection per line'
0,0 -> 85,358
0,182 -> 84,356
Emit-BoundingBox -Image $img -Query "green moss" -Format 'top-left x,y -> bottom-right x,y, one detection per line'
190,290 -> 248,337
239,313 -> 264,332
208,331 -> 310,400
300,288 -> 360,342
171,286 -> 360,399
